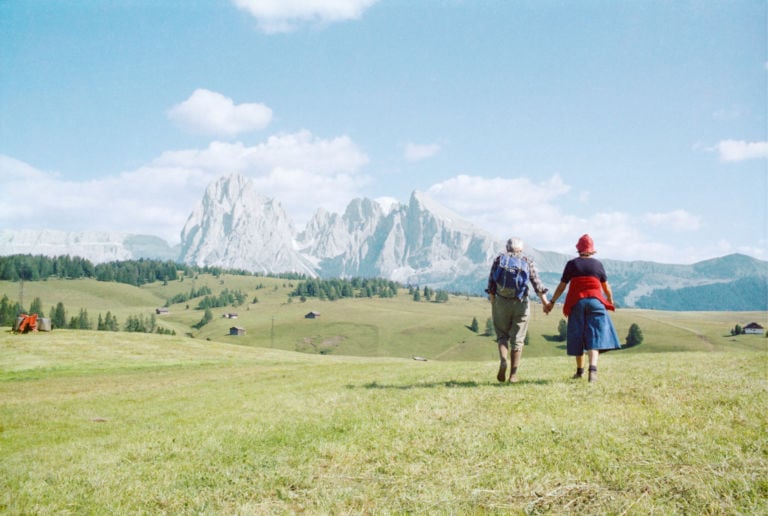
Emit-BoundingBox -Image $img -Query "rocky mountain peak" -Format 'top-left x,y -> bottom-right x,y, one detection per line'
178,173 -> 312,275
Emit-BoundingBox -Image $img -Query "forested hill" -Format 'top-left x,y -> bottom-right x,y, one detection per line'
0,254 -> 306,287
0,253 -> 766,311
600,253 -> 768,311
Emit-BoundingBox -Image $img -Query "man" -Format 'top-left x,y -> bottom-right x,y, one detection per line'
486,237 -> 550,383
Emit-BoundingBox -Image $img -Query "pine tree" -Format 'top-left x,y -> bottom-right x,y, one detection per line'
29,297 -> 44,317
626,323 -> 644,347
78,308 -> 91,330
485,318 -> 494,336
0,295 -> 17,326
558,319 -> 568,341
109,313 -> 119,331
470,317 -> 479,333
53,302 -> 67,329
194,308 -> 214,329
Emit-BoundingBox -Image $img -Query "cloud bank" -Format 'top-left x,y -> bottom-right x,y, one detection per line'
0,130 -> 369,244
425,174 -> 710,263
0,150 -> 746,263
232,0 -> 379,33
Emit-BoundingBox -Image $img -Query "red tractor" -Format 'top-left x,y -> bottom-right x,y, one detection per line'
14,313 -> 38,333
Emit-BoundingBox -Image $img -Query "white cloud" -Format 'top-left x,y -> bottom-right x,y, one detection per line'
167,89 -> 273,137
0,131 -> 369,243
711,140 -> 768,162
644,210 -> 701,231
232,0 -> 378,33
426,174 -> 575,248
404,142 -> 441,162
0,153 -> 748,265
424,174 -> 714,263
154,130 -> 368,175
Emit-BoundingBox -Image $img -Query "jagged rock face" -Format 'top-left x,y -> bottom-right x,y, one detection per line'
176,175 -> 507,288
178,174 -> 314,275
294,190 -> 503,287
297,198 -> 385,272
365,192 -> 501,286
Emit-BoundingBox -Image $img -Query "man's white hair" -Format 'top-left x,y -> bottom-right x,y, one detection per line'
506,237 -> 524,252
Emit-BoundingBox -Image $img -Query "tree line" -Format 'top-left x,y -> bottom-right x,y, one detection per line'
0,294 -> 174,334
409,285 -> 449,303
0,254 -> 308,287
291,278 -> 400,300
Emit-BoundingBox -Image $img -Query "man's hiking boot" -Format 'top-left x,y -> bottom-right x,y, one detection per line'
497,361 -> 507,382
508,350 -> 522,383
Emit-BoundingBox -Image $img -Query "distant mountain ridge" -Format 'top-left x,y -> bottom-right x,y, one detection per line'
0,229 -> 178,262
1,173 -> 766,311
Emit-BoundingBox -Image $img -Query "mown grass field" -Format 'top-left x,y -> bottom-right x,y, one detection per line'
1,275 -> 766,513
1,330 -> 766,514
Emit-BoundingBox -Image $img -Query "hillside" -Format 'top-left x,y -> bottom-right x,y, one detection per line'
1,331 -> 765,513
1,274 -> 765,360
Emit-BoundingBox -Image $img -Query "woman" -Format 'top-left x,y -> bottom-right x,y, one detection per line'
544,234 -> 621,382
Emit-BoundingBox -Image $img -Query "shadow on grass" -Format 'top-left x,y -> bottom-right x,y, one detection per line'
348,378 -> 552,390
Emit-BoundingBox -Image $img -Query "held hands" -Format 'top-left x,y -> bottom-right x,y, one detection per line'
542,300 -> 554,315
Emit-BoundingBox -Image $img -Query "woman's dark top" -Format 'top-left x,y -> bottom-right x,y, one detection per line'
561,257 -> 607,284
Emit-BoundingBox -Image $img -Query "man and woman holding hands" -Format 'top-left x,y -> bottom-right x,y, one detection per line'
487,234 -> 621,383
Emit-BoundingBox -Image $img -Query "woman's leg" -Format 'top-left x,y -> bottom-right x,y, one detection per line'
588,349 -> 599,382
574,354 -> 585,379
567,300 -> 587,378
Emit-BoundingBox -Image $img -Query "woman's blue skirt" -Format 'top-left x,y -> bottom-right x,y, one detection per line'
566,297 -> 622,356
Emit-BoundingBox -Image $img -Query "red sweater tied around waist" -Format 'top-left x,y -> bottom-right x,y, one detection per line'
563,276 -> 615,317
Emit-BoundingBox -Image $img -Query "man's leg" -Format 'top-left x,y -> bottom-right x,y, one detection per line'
508,300 -> 529,383
492,298 -> 513,382
497,340 -> 509,382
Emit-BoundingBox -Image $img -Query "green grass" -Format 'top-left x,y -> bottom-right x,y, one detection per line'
3,275 -> 766,362
1,330 -> 766,514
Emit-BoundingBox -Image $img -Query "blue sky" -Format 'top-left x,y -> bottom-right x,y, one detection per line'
1,0 -> 766,264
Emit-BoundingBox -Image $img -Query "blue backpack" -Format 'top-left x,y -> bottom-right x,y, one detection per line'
493,254 -> 530,300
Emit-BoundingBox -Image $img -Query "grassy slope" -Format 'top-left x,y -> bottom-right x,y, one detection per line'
1,331 -> 766,514
2,276 -> 766,361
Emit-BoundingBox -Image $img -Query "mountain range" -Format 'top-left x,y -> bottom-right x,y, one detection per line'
1,173 -> 766,311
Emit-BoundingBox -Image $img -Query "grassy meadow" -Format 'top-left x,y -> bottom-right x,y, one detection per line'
1,275 -> 766,513
3,274 -> 765,360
